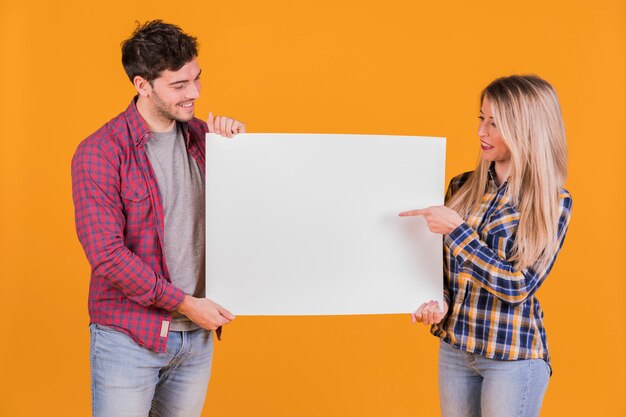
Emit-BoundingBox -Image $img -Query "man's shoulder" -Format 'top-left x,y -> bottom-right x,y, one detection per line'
187,117 -> 209,137
75,108 -> 134,159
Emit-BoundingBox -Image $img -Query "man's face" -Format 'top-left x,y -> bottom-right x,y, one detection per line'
146,57 -> 202,124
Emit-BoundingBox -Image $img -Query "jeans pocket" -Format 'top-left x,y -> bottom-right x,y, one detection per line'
91,324 -> 136,364
542,359 -> 552,376
93,323 -> 124,334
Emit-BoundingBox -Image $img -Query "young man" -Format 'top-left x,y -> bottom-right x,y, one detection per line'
72,20 -> 245,417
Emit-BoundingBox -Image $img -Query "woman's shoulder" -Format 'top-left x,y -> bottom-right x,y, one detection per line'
559,188 -> 573,211
559,188 -> 572,200
448,171 -> 474,194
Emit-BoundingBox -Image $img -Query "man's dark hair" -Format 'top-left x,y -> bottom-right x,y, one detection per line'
121,20 -> 198,83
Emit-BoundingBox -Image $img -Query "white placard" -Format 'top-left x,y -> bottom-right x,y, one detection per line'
205,133 -> 445,315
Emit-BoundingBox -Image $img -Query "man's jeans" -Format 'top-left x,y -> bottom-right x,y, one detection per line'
90,324 -> 214,417
438,340 -> 550,417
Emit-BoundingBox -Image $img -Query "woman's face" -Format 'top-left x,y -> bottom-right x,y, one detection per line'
478,96 -> 511,164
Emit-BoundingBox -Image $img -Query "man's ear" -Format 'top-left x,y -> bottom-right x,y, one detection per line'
133,76 -> 151,97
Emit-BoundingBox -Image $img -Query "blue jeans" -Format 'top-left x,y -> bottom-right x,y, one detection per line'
438,340 -> 550,417
90,324 -> 214,417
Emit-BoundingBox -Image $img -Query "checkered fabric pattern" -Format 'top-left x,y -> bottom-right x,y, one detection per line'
72,98 -> 208,352
432,167 -> 572,368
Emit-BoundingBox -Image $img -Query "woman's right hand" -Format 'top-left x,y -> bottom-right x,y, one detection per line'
411,300 -> 448,325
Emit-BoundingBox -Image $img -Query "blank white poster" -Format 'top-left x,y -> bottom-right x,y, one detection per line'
205,133 -> 445,315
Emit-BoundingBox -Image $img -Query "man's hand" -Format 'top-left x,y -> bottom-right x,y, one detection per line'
411,300 -> 448,325
399,205 -> 464,235
176,295 -> 235,331
207,112 -> 246,138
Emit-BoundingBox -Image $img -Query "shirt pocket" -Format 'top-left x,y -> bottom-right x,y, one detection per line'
121,180 -> 150,203
481,206 -> 519,260
120,180 -> 152,230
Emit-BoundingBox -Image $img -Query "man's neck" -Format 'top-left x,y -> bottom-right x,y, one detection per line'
136,96 -> 176,133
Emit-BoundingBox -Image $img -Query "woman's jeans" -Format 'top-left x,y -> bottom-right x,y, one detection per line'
90,324 -> 214,417
438,340 -> 550,417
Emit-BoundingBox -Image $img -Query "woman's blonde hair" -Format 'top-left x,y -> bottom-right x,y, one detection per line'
448,75 -> 568,272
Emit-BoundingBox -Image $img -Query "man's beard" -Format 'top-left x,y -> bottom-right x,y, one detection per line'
151,90 -> 193,125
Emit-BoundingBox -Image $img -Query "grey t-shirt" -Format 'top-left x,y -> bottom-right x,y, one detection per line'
145,124 -> 204,331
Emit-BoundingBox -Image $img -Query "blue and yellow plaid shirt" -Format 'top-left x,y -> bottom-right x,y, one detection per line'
432,167 -> 572,368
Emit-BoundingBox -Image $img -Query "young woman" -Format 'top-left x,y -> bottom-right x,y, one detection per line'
400,75 -> 572,417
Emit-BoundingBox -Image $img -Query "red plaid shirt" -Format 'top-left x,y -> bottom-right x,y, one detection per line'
72,98 -> 208,352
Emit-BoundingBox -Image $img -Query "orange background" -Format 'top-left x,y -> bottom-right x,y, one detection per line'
1,0 -> 624,416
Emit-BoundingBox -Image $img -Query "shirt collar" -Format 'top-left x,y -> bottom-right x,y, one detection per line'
125,96 -> 191,147
487,162 -> 510,190
487,162 -> 497,183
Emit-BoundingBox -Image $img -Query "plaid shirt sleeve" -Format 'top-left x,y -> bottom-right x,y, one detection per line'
444,191 -> 572,305
71,138 -> 185,311
441,178 -> 464,308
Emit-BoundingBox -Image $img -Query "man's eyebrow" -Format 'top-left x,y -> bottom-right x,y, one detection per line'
168,70 -> 202,86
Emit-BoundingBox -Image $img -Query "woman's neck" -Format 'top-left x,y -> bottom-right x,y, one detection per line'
494,160 -> 510,186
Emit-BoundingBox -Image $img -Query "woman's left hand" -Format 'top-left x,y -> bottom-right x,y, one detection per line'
399,205 -> 464,235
